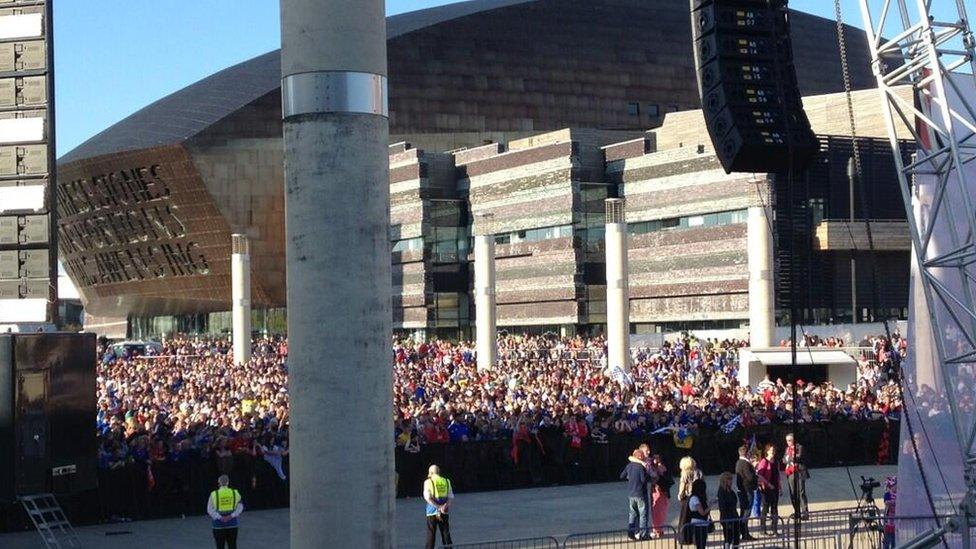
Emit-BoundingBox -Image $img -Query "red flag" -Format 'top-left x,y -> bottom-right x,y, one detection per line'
146,464 -> 156,491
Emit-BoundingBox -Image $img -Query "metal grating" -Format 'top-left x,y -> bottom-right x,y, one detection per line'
605,198 -> 625,224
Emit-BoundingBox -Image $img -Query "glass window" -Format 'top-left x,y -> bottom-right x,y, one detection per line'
392,237 -> 423,253
494,224 -> 574,245
647,104 -> 660,117
808,198 -> 825,225
627,102 -> 640,116
627,209 -> 747,236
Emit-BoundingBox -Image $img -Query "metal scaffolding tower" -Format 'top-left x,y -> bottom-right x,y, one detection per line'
858,0 -> 976,542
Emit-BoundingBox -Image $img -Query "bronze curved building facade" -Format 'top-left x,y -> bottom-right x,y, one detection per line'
56,0 -> 889,336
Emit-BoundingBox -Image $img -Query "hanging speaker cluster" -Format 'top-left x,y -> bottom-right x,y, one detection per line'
691,0 -> 817,174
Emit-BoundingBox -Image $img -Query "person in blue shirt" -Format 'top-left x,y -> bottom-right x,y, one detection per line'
621,448 -> 650,540
447,417 -> 470,442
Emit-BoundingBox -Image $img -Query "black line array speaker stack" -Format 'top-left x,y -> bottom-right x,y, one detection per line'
691,0 -> 817,174
0,332 -> 96,503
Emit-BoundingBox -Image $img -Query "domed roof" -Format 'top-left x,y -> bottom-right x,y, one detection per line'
60,0 -> 876,165
59,0 -> 535,164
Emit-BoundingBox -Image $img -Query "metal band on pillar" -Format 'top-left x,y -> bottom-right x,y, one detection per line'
474,212 -> 497,371
282,71 -> 389,118
604,199 -> 631,372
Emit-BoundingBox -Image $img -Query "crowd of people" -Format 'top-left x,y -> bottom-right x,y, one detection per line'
619,433 -> 808,548
96,336 -> 290,520
618,432 -> 900,549
393,332 -> 906,447
93,330 -> 907,520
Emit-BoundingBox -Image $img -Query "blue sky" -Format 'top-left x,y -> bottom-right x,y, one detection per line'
51,0 -> 910,156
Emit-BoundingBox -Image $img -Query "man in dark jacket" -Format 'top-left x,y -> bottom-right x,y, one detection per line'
734,445 -> 758,541
621,449 -> 649,541
784,433 -> 809,518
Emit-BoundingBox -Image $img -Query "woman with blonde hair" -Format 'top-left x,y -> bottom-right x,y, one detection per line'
717,472 -> 741,548
677,456 -> 704,544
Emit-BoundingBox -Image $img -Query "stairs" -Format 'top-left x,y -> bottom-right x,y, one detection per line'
18,493 -> 79,548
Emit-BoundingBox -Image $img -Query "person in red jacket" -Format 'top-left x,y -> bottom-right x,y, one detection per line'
756,445 -> 781,535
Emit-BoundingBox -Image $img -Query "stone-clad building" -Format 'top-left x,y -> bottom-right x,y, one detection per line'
605,143 -> 769,330
389,143 -> 467,332
54,0 -> 910,338
457,130 -> 633,329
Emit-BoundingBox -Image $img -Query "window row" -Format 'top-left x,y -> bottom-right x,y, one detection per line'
494,224 -> 574,245
628,209 -> 748,236
627,102 -> 683,117
394,209 -> 745,252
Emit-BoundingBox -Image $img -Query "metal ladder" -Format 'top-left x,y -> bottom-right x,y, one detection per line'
19,493 -> 80,548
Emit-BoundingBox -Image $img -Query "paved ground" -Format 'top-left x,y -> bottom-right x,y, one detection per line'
1,465 -> 893,548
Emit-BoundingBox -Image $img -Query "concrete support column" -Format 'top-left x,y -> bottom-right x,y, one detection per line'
605,199 -> 630,371
474,212 -> 497,371
231,234 -> 251,365
280,1 -> 393,547
748,204 -> 775,348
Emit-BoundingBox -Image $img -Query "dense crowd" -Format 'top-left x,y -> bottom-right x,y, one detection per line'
96,332 -> 910,457
95,337 -> 290,519
393,333 -> 906,447
92,331 -> 906,518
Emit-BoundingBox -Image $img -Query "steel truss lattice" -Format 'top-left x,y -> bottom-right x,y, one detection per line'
858,0 -> 976,541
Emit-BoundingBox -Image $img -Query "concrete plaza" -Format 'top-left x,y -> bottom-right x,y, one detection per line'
0,464 -> 893,548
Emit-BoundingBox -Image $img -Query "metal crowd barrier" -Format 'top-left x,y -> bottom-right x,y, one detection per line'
562,526 -> 677,548
678,517 -> 788,548
442,536 -> 561,549
761,534 -> 842,548
784,512 -> 967,549
443,513 -> 973,549
786,506 -> 877,539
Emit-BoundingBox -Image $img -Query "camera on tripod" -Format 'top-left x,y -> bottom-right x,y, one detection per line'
847,475 -> 884,546
859,476 -> 881,501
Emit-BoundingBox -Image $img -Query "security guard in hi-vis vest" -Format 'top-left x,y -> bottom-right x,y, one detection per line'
424,464 -> 455,549
207,475 -> 244,549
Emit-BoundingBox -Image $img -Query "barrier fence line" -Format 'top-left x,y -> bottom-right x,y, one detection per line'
679,516 -> 788,548
786,507 -> 882,549
787,506 -> 878,537
442,536 -> 561,549
444,515 -> 969,549
60,419 -> 895,529
397,421 -> 899,500
562,526 -> 677,548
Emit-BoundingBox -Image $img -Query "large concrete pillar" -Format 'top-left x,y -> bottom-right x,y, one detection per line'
231,234 -> 251,365
748,204 -> 775,348
474,212 -> 497,371
605,199 -> 631,371
280,1 -> 393,547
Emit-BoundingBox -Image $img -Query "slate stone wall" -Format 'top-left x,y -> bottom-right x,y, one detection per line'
606,145 -> 774,325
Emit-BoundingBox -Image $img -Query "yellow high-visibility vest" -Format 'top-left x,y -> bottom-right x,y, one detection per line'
430,474 -> 451,500
213,487 -> 239,513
